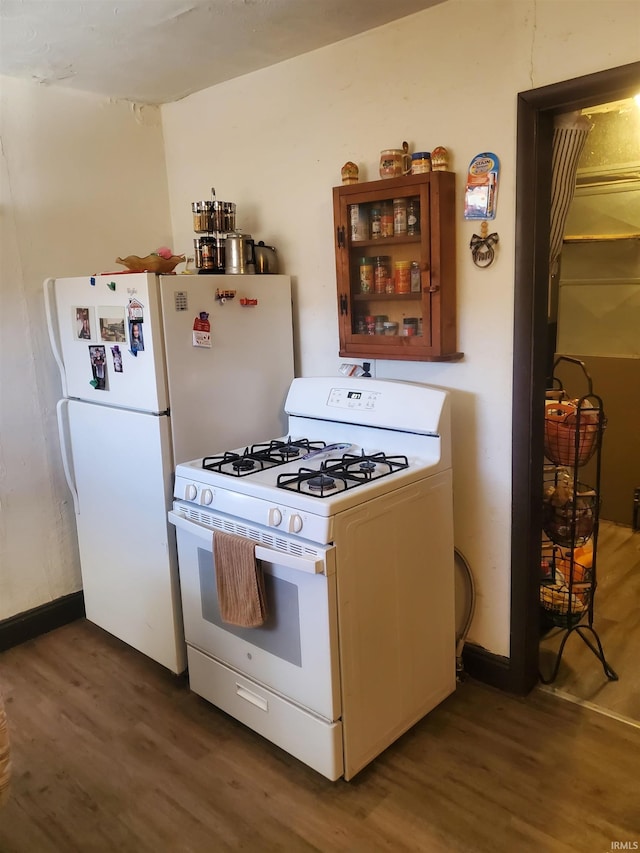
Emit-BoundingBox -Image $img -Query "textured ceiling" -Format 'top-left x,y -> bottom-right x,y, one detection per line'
0,0 -> 445,104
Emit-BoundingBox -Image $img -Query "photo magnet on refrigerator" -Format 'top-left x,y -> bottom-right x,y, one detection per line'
88,345 -> 108,390
127,298 -> 145,356
193,312 -> 211,348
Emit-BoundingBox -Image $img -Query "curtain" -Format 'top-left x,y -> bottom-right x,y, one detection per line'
549,112 -> 593,275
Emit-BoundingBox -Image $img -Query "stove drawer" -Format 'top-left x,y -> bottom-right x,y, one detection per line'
187,646 -> 344,781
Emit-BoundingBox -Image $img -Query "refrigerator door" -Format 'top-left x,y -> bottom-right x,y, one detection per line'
64,398 -> 186,673
45,273 -> 169,413
159,274 -> 295,463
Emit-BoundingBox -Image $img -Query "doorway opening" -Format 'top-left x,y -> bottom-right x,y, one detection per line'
510,61 -> 640,698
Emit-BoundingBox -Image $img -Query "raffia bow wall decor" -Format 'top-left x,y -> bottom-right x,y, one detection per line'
470,221 -> 499,268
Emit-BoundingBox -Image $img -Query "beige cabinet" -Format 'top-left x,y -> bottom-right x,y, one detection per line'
333,171 -> 462,361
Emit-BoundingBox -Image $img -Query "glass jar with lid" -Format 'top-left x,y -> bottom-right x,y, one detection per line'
359,258 -> 374,293
395,260 -> 411,293
192,201 -> 214,233
373,256 -> 391,294
393,199 -> 407,236
370,208 -> 382,239
407,197 -> 421,236
380,202 -> 394,238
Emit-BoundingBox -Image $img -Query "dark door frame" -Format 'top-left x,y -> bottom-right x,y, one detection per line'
510,61 -> 640,694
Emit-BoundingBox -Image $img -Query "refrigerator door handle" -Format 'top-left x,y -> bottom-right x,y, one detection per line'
56,399 -> 80,515
43,277 -> 68,398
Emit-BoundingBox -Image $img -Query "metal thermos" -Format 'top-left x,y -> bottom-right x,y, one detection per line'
225,232 -> 256,274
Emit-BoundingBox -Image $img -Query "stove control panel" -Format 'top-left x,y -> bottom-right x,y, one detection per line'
328,388 -> 381,410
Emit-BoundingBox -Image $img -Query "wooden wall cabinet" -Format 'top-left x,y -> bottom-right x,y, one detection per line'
333,171 -> 462,362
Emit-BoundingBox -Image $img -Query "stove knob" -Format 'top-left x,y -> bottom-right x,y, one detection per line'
289,514 -> 303,534
268,507 -> 283,527
185,484 -> 197,501
201,489 -> 213,506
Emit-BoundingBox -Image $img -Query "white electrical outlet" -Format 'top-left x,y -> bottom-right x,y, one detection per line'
338,361 -> 375,378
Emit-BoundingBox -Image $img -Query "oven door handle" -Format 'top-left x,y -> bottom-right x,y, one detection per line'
169,511 -> 326,575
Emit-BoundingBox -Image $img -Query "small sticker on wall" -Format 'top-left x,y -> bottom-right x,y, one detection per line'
192,312 -> 211,348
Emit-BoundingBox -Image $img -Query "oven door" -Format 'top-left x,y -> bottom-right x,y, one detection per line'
169,506 -> 341,721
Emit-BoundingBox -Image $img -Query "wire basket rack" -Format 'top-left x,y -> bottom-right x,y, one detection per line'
542,479 -> 597,547
544,400 -> 605,467
540,549 -> 592,628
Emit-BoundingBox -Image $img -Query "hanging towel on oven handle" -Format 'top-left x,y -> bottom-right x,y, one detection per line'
213,530 -> 268,627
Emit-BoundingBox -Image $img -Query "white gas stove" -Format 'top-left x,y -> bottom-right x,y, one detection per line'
169,377 -> 455,781
173,376 -> 451,544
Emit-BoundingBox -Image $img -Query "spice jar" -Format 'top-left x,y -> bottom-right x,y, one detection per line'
374,256 -> 391,294
371,208 -> 382,239
192,201 -> 213,233
193,237 -> 203,269
393,198 -> 407,236
365,315 -> 376,335
350,204 -> 369,242
403,317 -> 419,336
395,260 -> 411,293
407,197 -> 421,236
359,257 -> 374,293
374,315 -> 388,335
410,261 -> 421,292
199,236 -> 215,271
380,202 -> 394,238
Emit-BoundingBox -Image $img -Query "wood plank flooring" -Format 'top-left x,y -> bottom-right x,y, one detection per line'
1,620 -> 639,852
539,522 -> 640,721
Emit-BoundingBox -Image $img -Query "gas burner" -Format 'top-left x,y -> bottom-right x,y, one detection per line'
203,450 -> 273,477
233,457 -> 256,471
277,464 -> 354,498
279,444 -> 302,458
308,473 -> 337,492
251,437 -> 326,461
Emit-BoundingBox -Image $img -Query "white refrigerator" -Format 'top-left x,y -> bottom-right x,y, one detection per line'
44,272 -> 295,673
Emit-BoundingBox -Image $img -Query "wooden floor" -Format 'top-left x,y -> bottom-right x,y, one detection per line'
1,621 -> 639,852
539,522 -> 640,722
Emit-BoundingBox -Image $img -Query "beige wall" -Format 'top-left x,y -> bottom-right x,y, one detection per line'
161,0 -> 640,656
0,79 -> 172,619
1,0 -> 638,658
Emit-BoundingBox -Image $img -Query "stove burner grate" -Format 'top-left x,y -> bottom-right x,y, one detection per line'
334,451 -> 410,482
202,438 -> 327,477
251,436 -> 326,461
276,452 -> 410,498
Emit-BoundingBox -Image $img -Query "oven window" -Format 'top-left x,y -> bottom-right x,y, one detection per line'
197,548 -> 302,666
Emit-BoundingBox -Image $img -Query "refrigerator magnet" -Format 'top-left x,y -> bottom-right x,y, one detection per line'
127,298 -> 144,323
111,345 -> 123,373
129,320 -> 145,354
98,307 -> 126,343
192,312 -> 211,348
88,345 -> 108,390
74,306 -> 94,341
